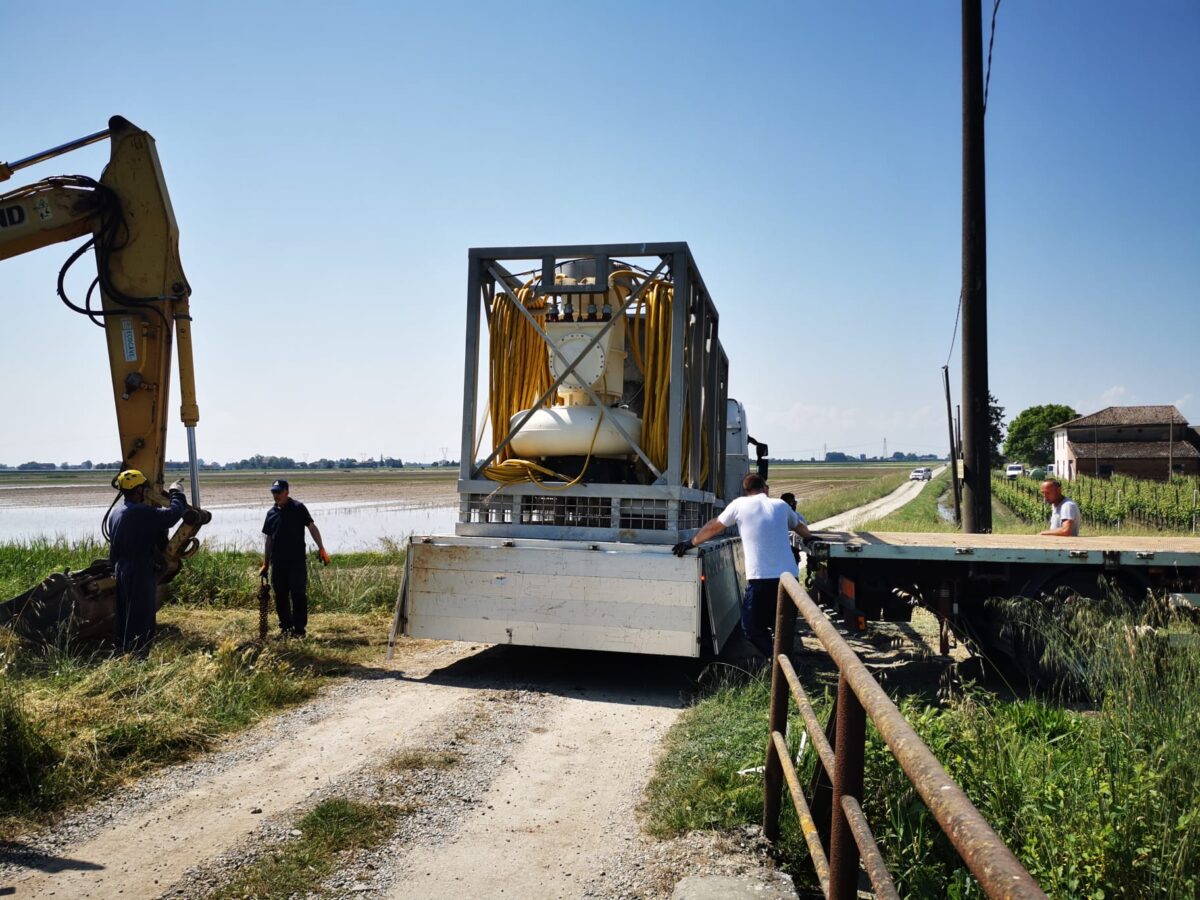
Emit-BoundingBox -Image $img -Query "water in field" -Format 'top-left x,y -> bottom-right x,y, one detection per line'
0,499 -> 458,551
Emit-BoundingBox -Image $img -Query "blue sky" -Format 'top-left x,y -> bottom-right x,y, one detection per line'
2,1 -> 1196,465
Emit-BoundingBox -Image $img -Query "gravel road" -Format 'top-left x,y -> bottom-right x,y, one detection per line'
810,465 -> 945,531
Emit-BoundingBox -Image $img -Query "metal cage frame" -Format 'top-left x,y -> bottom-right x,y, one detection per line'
456,242 -> 730,543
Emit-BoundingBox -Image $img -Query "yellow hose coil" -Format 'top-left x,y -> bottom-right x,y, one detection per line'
485,268 -> 707,489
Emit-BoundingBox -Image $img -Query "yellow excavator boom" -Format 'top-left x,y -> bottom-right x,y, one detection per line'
0,116 -> 209,641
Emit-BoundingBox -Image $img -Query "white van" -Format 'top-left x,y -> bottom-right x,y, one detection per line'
1005,463 -> 1025,480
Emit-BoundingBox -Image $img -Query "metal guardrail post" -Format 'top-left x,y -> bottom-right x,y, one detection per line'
829,674 -> 866,899
763,579 -> 798,842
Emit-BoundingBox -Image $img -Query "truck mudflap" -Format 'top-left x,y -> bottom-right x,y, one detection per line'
388,535 -> 744,658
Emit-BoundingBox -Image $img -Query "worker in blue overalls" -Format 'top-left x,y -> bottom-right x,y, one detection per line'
107,469 -> 188,657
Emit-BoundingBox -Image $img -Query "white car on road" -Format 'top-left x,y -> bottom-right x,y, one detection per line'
909,467 -> 933,481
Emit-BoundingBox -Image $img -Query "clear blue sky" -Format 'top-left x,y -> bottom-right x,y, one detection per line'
2,1 -> 1196,465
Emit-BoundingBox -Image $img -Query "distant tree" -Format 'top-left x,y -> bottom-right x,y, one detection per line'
989,393 -> 1006,468
18,461 -> 56,470
825,451 -> 850,463
1004,403 -> 1078,467
81,460 -> 93,470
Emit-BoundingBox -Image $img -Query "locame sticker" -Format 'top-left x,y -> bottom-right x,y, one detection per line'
121,318 -> 138,363
34,197 -> 52,221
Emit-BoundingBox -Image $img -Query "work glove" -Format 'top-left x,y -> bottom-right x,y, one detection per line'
260,560 -> 270,577
167,480 -> 182,493
671,540 -> 693,557
318,549 -> 331,566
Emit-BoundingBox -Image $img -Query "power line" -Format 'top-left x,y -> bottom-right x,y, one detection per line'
944,289 -> 964,367
983,0 -> 1002,115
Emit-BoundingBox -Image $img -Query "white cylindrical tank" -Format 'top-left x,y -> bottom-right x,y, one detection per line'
509,406 -> 642,459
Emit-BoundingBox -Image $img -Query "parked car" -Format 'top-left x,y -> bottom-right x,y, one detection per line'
909,467 -> 933,481
1005,463 -> 1025,480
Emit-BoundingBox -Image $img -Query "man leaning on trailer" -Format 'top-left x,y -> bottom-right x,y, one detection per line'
1039,478 -> 1081,537
673,473 -> 813,657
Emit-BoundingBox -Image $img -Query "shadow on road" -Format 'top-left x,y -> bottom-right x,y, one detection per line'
0,840 -> 103,875
403,643 -> 708,708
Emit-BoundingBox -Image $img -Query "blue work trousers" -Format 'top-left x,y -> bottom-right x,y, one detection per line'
114,559 -> 159,657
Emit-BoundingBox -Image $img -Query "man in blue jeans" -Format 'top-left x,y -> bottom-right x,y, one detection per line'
260,479 -> 330,638
673,473 -> 813,657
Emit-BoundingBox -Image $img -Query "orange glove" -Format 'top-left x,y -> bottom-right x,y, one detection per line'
318,549 -> 331,566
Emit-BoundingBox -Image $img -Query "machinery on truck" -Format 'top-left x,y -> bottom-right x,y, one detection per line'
389,243 -> 767,658
0,116 -> 210,642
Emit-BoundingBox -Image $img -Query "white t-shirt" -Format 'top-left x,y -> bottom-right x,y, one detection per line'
1050,498 -> 1081,536
717,494 -> 802,579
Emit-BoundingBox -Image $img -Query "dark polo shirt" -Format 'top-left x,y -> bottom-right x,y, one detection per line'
262,498 -> 313,564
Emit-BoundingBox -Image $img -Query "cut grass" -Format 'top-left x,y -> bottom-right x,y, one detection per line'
209,796 -> 407,900
0,595 -> 391,839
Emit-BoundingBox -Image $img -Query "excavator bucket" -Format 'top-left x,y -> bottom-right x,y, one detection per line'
0,561 -> 119,644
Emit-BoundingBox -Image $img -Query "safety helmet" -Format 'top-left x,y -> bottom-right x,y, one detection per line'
112,469 -> 148,491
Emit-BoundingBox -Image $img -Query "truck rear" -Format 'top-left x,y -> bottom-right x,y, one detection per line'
390,243 -> 761,658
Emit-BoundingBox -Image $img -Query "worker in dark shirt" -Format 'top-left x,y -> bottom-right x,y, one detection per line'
260,479 -> 329,638
107,469 -> 188,657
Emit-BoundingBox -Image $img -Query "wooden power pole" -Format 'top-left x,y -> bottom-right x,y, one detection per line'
960,0 -> 992,533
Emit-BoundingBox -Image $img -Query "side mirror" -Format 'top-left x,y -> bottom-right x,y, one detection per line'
748,436 -> 769,480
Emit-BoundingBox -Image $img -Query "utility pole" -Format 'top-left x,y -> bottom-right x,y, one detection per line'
960,0 -> 992,533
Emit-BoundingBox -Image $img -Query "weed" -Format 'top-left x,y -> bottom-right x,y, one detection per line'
387,748 -> 461,772
210,796 -> 406,899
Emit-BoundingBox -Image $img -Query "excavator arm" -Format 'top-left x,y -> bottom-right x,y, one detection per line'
0,116 -> 210,642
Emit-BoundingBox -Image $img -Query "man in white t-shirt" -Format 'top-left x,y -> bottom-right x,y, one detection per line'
1039,478 -> 1081,537
672,473 -> 814,657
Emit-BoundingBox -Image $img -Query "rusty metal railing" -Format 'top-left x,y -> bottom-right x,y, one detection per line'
762,572 -> 1046,899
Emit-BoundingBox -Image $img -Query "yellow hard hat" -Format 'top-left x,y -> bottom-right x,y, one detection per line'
112,469 -> 147,491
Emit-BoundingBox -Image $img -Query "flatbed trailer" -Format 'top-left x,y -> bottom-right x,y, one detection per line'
807,531 -> 1200,655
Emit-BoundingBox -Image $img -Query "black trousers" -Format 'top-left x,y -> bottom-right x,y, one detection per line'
271,559 -> 309,635
114,559 -> 158,657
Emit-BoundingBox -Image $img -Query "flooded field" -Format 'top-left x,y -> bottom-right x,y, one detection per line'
0,470 -> 459,550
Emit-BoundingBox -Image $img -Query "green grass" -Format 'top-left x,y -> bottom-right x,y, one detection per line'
640,671 -> 815,877
858,470 -> 958,532
209,797 -> 406,899
0,539 -> 402,839
642,599 -> 1200,897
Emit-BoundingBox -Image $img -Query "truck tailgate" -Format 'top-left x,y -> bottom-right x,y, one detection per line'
395,535 -> 742,657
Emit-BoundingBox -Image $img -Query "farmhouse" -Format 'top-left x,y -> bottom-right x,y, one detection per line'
1051,405 -> 1200,481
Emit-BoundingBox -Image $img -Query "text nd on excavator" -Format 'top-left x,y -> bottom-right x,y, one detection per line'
0,116 -> 211,642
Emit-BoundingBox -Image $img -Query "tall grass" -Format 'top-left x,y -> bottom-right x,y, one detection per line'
0,539 -> 405,614
643,596 -> 1200,897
